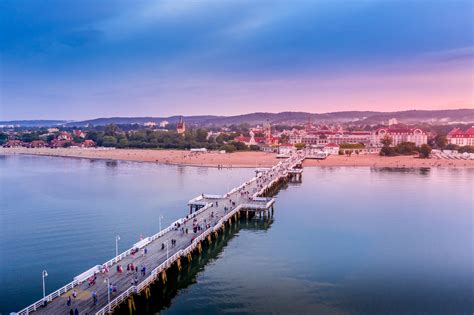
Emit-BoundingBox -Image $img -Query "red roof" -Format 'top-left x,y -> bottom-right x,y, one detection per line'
235,136 -> 251,142
448,126 -> 474,137
325,143 -> 339,148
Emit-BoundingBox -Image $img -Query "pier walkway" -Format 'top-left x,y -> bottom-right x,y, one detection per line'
13,152 -> 305,315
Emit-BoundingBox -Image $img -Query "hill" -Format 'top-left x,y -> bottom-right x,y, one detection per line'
2,109 -> 473,127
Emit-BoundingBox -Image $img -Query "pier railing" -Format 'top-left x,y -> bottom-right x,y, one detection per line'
16,280 -> 79,315
95,204 -> 242,315
16,153 -> 305,315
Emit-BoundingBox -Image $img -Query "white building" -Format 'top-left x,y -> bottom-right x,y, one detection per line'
371,127 -> 427,147
447,127 -> 474,146
144,121 -> 157,128
289,130 -> 371,146
323,143 -> 340,155
278,144 -> 296,155
159,120 -> 169,128
388,118 -> 398,126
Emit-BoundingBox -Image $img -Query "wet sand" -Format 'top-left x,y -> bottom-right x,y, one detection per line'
1,147 -> 473,168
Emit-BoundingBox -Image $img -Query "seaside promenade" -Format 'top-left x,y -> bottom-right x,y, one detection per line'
14,152 -> 305,315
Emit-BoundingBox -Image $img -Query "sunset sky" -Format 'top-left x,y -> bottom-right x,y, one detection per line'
1,0 -> 473,120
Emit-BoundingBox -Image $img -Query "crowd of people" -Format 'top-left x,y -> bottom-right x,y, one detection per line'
57,155 -> 300,315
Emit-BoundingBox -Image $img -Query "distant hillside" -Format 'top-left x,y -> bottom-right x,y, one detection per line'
0,120 -> 68,127
68,109 -> 473,126
3,109 -> 473,127
64,115 -> 218,127
359,109 -> 474,124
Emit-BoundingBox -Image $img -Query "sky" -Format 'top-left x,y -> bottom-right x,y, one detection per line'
1,0 -> 473,120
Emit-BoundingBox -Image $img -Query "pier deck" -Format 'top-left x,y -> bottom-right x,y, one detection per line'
14,153 -> 305,315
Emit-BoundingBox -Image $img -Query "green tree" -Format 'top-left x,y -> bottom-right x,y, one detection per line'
380,146 -> 397,156
435,135 -> 448,149
46,134 -> 55,142
195,129 -> 208,143
458,146 -> 474,153
295,143 -> 305,150
380,135 -> 393,147
21,133 -> 39,143
231,141 -> 248,151
73,136 -> 84,143
0,132 -> 8,144
220,144 -> 236,153
395,142 -> 418,155
419,144 -> 432,158
104,124 -> 119,136
118,138 -> 129,148
340,143 -> 365,149
102,136 -> 118,147
445,143 -> 459,150
86,131 -> 99,142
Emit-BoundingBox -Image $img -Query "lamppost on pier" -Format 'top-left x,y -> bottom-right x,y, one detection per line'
115,235 -> 120,257
104,278 -> 110,304
159,215 -> 163,232
42,270 -> 48,303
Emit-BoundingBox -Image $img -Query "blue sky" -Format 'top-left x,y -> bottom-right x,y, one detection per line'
1,0 -> 473,120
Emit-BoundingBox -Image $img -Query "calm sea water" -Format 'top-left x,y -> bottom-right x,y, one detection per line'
0,155 -> 472,314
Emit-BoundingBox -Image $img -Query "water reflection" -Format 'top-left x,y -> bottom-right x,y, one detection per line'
105,160 -> 118,168
114,217 -> 274,315
371,167 -> 431,176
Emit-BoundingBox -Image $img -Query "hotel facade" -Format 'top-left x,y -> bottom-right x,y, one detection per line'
447,127 -> 474,146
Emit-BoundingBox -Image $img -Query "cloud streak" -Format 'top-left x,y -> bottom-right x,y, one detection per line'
1,0 -> 473,119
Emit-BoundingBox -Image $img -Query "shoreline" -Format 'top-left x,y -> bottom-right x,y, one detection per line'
1,147 -> 473,169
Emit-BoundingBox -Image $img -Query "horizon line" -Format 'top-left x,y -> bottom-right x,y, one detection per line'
2,107 -> 473,122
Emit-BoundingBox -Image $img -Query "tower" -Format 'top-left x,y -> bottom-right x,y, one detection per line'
176,116 -> 186,134
264,120 -> 272,144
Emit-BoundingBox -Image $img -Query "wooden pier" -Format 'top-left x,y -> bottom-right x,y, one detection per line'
13,152 -> 305,315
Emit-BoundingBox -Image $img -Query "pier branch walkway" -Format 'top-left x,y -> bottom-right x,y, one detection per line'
13,152 -> 305,315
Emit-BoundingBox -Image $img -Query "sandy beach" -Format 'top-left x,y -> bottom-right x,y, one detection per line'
2,147 -> 473,168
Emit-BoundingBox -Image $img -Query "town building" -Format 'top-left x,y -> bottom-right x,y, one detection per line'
289,130 -> 371,146
73,130 -> 86,138
3,140 -> 22,147
234,130 -> 266,145
81,140 -> 96,148
27,140 -> 47,148
371,127 -> 427,147
447,126 -> 474,146
144,121 -> 157,128
278,143 -> 296,155
388,118 -> 398,126
323,143 -> 340,155
176,117 -> 186,134
159,120 -> 169,128
57,132 -> 73,141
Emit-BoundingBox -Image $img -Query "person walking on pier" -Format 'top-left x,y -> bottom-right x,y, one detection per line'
92,291 -> 98,305
67,296 -> 72,307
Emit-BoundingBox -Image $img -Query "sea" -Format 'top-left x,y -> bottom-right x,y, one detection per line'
0,155 -> 472,314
